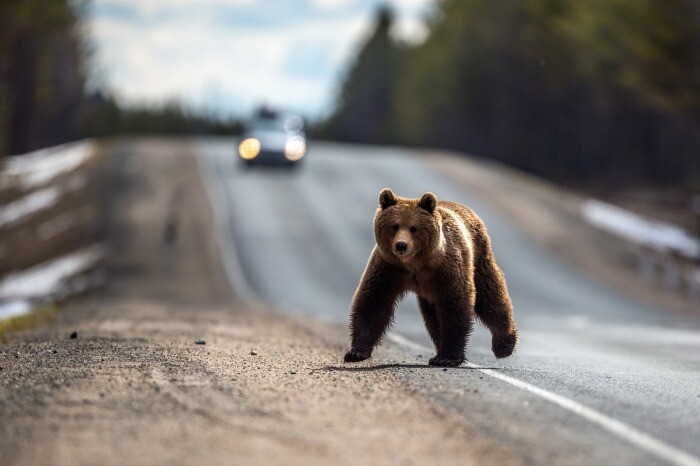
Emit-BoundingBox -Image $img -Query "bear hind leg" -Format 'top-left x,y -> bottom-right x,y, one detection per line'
476,297 -> 518,359
474,256 -> 518,359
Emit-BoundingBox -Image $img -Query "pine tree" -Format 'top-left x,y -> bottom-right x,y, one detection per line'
324,6 -> 400,144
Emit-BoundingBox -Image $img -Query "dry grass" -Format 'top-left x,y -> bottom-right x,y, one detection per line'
0,304 -> 58,342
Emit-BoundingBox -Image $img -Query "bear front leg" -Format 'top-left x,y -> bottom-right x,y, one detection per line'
417,297 -> 440,351
345,286 -> 398,363
429,290 -> 474,368
345,250 -> 403,363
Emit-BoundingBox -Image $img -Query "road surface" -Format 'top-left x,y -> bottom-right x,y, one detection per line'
196,138 -> 700,466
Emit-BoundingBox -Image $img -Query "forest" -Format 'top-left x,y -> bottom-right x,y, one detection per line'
323,1 -> 700,191
0,0 -> 239,158
2,0 -> 698,193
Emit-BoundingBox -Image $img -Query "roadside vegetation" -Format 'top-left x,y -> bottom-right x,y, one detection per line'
321,1 -> 700,218
3,0 -> 697,205
0,304 -> 57,341
0,0 -> 241,159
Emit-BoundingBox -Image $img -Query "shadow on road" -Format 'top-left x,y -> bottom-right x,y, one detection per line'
321,363 -> 506,372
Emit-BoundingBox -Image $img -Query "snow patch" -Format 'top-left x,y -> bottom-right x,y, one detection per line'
38,211 -> 78,241
0,174 -> 88,230
0,300 -> 32,320
1,140 -> 94,189
581,199 -> 700,259
0,246 -> 105,301
0,186 -> 61,229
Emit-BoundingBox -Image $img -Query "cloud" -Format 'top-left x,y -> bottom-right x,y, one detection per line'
392,15 -> 429,44
88,0 -> 432,117
310,0 -> 354,10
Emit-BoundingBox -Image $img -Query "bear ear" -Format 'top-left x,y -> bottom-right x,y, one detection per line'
419,192 -> 437,213
378,188 -> 398,210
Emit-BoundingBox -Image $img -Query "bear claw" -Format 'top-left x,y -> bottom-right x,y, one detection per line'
428,355 -> 464,367
344,349 -> 371,363
492,332 -> 518,359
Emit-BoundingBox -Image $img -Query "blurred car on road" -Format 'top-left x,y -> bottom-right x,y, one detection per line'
238,108 -> 306,167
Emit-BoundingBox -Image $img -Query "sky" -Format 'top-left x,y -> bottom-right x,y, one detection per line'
87,0 -> 434,120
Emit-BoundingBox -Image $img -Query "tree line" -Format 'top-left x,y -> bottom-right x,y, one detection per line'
322,1 -> 700,191
0,0 -> 240,158
3,0 -> 697,193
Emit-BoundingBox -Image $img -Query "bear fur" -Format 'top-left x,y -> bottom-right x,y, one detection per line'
344,188 -> 518,367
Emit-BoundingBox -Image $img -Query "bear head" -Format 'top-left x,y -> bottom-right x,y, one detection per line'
374,188 -> 442,266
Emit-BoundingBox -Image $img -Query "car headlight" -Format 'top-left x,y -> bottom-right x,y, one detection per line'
284,136 -> 306,161
239,138 -> 261,160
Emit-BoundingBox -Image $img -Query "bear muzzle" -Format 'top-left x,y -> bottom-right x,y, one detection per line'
391,230 -> 414,258
395,241 -> 408,254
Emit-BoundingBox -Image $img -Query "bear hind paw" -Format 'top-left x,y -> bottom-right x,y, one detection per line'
492,332 -> 518,359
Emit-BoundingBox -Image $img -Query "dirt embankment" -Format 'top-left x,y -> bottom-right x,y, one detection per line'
0,142 -> 105,276
0,139 -> 513,466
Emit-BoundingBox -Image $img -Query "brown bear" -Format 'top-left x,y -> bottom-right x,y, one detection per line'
344,188 -> 518,367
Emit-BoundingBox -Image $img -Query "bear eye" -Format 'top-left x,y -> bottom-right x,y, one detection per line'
392,224 -> 399,232
410,226 -> 417,233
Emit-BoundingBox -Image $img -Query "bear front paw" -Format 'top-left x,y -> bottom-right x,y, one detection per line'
428,355 -> 464,367
492,332 -> 518,359
344,348 -> 371,363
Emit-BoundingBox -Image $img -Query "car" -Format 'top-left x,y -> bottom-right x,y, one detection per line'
238,108 -> 306,167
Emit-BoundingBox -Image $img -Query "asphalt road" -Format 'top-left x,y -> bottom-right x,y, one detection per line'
196,138 -> 700,466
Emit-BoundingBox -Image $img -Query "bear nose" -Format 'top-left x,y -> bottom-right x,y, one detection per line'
395,241 -> 408,253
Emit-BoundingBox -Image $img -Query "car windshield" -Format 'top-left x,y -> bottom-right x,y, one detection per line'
250,117 -> 285,132
247,110 -> 304,134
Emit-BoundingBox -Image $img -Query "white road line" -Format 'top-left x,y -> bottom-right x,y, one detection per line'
388,333 -> 700,466
194,141 -> 700,466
